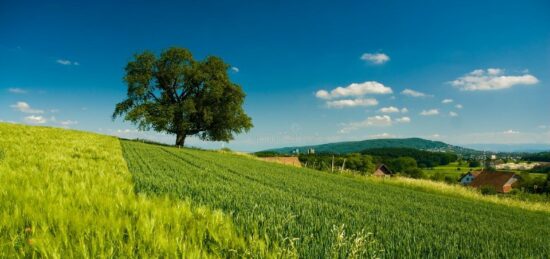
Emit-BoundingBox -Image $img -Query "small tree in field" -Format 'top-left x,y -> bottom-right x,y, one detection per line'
113,47 -> 253,146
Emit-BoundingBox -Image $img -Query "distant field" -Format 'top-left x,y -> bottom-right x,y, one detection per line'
422,162 -> 546,180
0,123 -> 268,257
422,162 -> 479,179
122,140 -> 550,258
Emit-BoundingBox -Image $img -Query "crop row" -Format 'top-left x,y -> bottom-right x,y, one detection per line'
122,140 -> 550,258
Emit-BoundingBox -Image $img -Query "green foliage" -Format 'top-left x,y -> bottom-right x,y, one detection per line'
523,152 -> 550,162
255,151 -> 290,157
113,47 -> 253,146
480,185 -> 498,195
122,140 -> 550,258
362,147 -> 458,168
298,153 -> 375,174
469,160 -> 481,167
386,156 -> 417,173
403,168 -> 426,179
0,123 -> 269,257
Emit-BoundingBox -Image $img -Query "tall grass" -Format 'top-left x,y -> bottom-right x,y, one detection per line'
0,123 -> 270,257
369,176 -> 550,213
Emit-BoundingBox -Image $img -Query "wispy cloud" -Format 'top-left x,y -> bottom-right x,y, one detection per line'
378,106 -> 408,114
10,101 -> 44,114
503,129 -> 520,134
316,81 -> 393,100
420,109 -> 439,116
339,115 -> 392,133
395,116 -> 411,123
401,88 -> 431,97
326,98 -> 378,108
378,106 -> 399,113
339,115 -> 409,133
442,98 -> 453,104
449,111 -> 458,117
8,88 -> 27,94
56,59 -> 79,66
24,115 -> 47,124
451,68 -> 538,91
60,120 -> 78,126
360,52 -> 390,64
369,133 -> 397,139
455,104 -> 463,109
231,66 -> 240,73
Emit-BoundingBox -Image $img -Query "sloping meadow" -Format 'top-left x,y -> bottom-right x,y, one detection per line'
122,140 -> 550,258
0,123 -> 271,257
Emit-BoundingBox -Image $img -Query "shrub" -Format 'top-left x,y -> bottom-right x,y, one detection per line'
480,185 -> 497,195
469,160 -> 481,168
404,168 -> 426,179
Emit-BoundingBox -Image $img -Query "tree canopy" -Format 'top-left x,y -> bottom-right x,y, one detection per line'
113,47 -> 253,146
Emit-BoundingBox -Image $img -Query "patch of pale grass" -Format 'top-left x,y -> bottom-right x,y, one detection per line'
368,176 -> 550,214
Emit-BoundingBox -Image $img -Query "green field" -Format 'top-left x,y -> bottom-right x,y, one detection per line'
423,162 -> 547,180
0,123 -> 268,257
422,162 -> 479,179
2,123 -> 550,258
122,140 -> 550,258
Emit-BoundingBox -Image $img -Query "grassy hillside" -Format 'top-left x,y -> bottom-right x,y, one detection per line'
0,123 -> 269,257
122,140 -> 550,258
263,137 -> 478,155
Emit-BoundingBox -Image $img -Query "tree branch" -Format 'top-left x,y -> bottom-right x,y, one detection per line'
148,91 -> 160,102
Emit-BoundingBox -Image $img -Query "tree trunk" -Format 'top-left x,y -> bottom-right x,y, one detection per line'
176,132 -> 186,147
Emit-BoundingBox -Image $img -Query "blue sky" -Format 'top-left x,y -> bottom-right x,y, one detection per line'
1,0 -> 549,151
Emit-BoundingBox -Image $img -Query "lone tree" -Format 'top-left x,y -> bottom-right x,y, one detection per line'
113,47 -> 253,146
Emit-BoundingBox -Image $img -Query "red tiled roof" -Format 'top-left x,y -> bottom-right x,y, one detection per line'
470,171 -> 517,192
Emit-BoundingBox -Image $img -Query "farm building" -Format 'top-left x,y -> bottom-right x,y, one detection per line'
372,164 -> 394,177
469,171 -> 519,193
259,156 -> 302,167
459,171 -> 482,185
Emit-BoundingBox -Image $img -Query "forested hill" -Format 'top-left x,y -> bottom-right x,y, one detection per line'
262,138 -> 479,155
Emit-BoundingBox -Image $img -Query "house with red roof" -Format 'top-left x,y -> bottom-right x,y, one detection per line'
469,170 -> 519,193
459,171 -> 482,185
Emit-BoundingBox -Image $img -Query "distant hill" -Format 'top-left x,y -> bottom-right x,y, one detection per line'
261,138 -> 479,155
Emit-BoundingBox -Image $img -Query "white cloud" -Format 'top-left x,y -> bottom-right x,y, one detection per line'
56,59 -> 79,66
339,115 -> 393,133
538,125 -> 548,129
420,109 -> 439,116
503,129 -> 520,134
370,133 -> 396,139
60,120 -> 78,126
378,106 -> 400,113
455,104 -> 463,109
401,88 -> 431,97
431,134 -> 441,139
10,102 -> 44,114
360,52 -> 390,64
8,88 -> 27,94
395,116 -> 411,123
24,115 -> 47,124
449,111 -> 458,117
326,98 -> 378,108
442,99 -> 453,104
451,68 -> 538,91
316,81 -> 393,100
231,67 -> 239,73
378,106 -> 408,114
